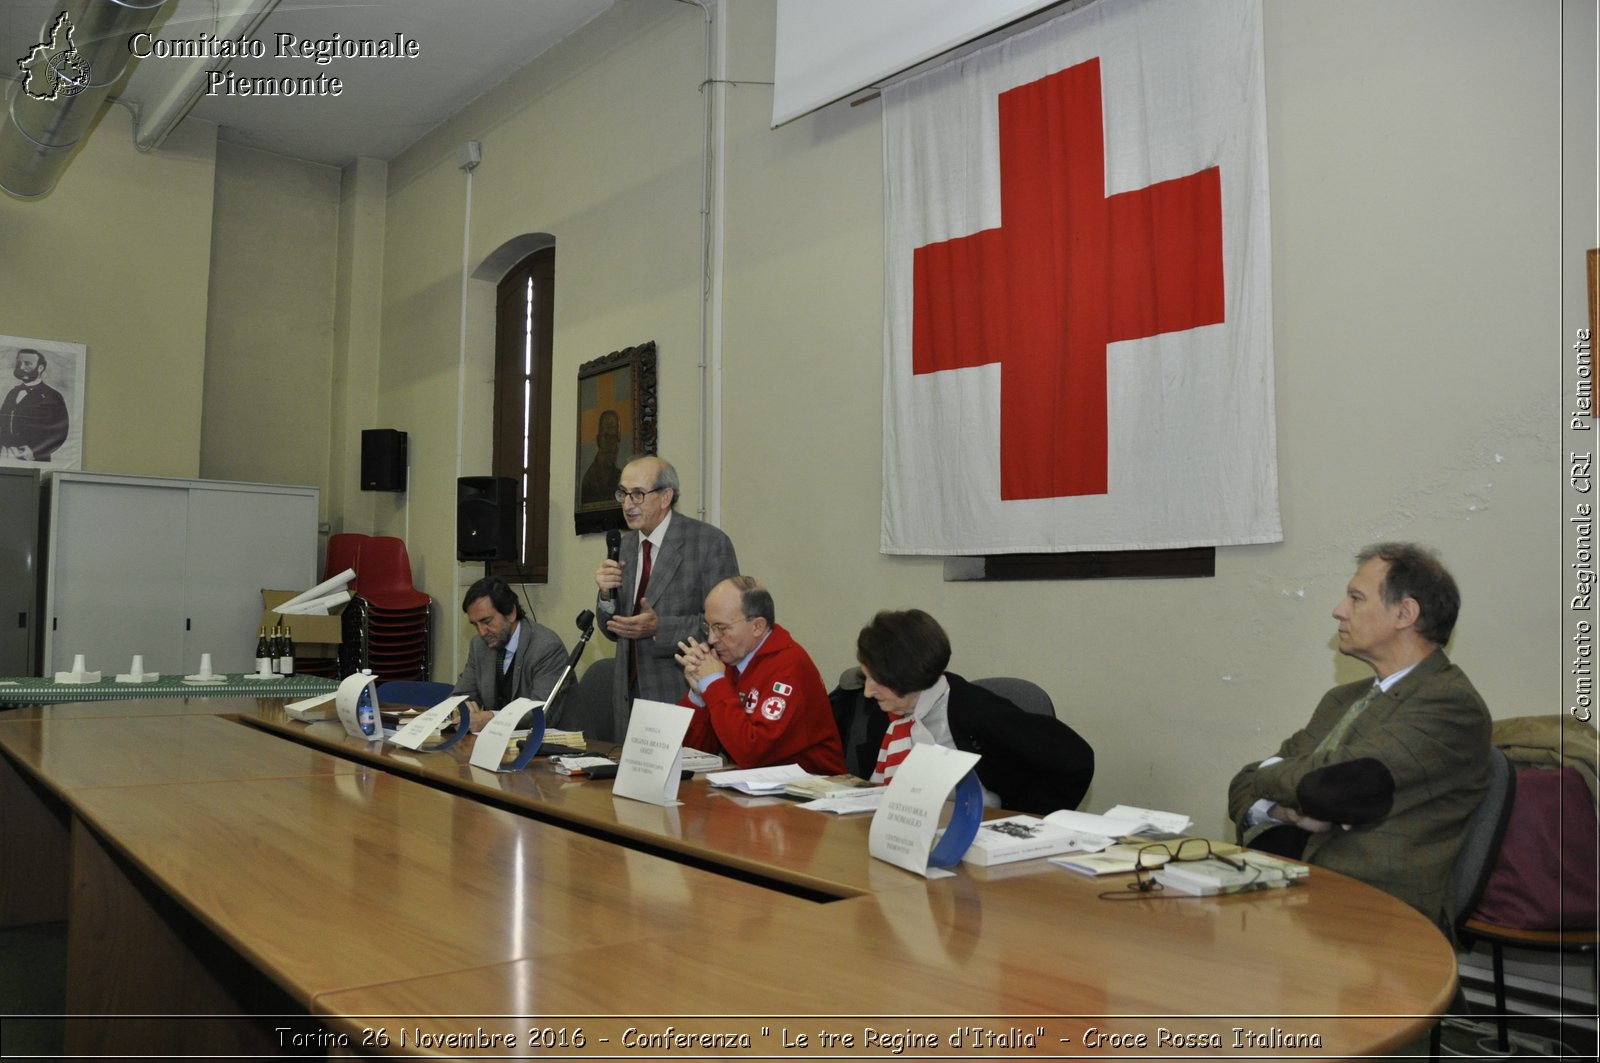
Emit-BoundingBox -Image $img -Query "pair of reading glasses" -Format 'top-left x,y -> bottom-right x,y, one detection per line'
1098,838 -> 1257,901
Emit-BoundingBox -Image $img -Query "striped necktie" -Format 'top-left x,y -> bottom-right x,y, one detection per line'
1313,682 -> 1381,756
871,714 -> 915,784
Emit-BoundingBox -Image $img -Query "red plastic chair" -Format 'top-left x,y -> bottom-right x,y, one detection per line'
357,536 -> 430,610
324,532 -> 367,592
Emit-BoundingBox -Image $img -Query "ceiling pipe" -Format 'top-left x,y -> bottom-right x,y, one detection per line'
0,0 -> 169,198
132,0 -> 279,153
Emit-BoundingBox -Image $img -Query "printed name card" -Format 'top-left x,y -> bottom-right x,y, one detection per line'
469,697 -> 545,772
613,699 -> 695,806
868,744 -> 984,878
388,695 -> 471,752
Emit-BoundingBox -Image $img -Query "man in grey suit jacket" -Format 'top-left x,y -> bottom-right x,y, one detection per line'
1228,543 -> 1491,928
594,456 -> 739,742
452,577 -> 568,732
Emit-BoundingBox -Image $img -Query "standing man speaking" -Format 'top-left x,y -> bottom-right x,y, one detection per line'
595,455 -> 738,742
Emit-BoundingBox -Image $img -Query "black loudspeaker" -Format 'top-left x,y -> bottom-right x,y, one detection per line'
457,476 -> 519,561
360,429 -> 407,492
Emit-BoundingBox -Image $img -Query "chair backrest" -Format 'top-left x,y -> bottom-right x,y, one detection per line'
973,676 -> 1056,717
1471,763 -> 1599,931
376,680 -> 453,709
1452,747 -> 1516,927
551,657 -> 616,742
325,532 -> 367,588
360,536 -> 416,592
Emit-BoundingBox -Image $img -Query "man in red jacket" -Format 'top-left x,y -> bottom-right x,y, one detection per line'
674,576 -> 845,774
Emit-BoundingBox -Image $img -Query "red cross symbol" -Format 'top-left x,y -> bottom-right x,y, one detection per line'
912,58 -> 1225,500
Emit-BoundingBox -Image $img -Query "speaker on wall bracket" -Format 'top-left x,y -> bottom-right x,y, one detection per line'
457,476 -> 519,562
360,429 -> 408,492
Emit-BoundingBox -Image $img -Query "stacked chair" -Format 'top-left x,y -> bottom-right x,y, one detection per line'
323,533 -> 434,681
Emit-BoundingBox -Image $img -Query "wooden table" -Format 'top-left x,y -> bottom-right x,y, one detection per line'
1,698 -> 1460,1059
244,703 -> 920,900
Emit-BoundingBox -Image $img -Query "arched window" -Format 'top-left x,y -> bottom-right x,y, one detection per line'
491,248 -> 553,581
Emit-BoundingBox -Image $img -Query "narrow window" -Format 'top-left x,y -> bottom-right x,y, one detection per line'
491,249 -> 553,581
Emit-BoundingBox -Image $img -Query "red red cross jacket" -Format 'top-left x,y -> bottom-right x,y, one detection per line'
680,623 -> 845,775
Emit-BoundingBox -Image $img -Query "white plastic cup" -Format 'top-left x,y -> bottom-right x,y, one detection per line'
129,655 -> 144,676
199,653 -> 214,677
71,653 -> 87,674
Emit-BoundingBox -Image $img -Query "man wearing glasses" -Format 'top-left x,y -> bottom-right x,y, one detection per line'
595,455 -> 739,741
1227,543 -> 1491,927
673,576 -> 845,774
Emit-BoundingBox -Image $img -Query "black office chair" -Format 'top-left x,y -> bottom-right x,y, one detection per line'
551,657 -> 615,742
972,676 -> 1055,717
376,679 -> 453,709
1430,748 -> 1515,1060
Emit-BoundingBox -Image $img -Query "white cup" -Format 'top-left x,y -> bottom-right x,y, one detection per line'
71,653 -> 87,674
129,655 -> 145,677
199,653 -> 214,677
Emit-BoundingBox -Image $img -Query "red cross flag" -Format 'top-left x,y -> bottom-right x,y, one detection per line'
882,0 -> 1280,554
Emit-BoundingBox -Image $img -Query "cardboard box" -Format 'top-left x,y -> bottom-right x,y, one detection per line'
260,589 -> 347,657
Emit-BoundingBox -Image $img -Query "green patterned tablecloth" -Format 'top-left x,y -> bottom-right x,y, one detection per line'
0,673 -> 338,706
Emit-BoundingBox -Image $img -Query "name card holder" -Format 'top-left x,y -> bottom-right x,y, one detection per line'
469,697 -> 547,772
387,695 -> 472,753
868,744 -> 984,878
613,699 -> 695,806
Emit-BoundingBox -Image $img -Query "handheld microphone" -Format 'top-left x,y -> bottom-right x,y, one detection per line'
605,529 -> 622,603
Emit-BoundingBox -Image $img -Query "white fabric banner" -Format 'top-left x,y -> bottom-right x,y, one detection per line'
881,0 -> 1279,555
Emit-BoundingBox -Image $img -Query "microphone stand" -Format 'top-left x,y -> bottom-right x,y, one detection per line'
540,609 -> 596,730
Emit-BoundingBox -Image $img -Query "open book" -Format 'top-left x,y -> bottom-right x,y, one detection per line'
962,804 -> 1196,867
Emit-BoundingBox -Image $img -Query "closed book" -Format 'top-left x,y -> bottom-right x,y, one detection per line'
1153,852 -> 1309,895
963,815 -> 1105,867
1050,843 -> 1152,876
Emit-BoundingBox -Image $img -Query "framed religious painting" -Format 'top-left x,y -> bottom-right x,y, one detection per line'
0,335 -> 86,471
574,340 -> 657,535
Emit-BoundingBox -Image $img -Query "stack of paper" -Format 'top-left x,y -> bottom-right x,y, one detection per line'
550,756 -> 616,776
796,790 -> 887,815
707,764 -> 811,795
680,747 -> 726,773
782,775 -> 881,800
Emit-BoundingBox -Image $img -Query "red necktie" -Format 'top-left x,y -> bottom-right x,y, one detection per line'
628,540 -> 653,688
871,714 -> 914,784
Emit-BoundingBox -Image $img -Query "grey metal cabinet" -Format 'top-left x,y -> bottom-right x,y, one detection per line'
44,473 -> 318,676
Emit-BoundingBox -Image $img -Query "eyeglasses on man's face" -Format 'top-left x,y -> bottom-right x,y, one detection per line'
615,486 -> 666,505
699,617 -> 747,640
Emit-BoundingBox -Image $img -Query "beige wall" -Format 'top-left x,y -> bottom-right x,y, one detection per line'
0,105 -> 217,478
364,0 -> 1575,836
4,0 -> 1586,837
201,142 -> 340,495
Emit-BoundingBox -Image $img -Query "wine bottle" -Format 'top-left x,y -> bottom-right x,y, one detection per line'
269,623 -> 282,674
254,625 -> 270,675
280,622 -> 296,676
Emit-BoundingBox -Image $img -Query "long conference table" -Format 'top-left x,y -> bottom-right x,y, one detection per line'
0,696 -> 1459,1059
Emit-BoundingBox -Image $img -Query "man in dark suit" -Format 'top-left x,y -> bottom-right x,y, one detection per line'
451,577 -> 567,732
1228,543 -> 1491,927
836,609 -> 1094,815
0,347 -> 69,462
594,455 -> 739,742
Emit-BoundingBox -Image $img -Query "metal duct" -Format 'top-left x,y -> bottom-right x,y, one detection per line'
0,0 -> 169,199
